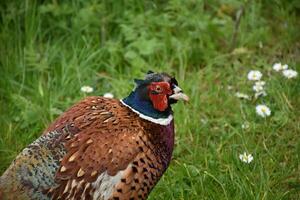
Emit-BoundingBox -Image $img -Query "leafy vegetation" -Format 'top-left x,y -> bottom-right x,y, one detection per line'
1,0 -> 300,199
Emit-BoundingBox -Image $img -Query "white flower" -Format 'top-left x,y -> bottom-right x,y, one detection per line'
235,92 -> 251,100
273,63 -> 288,71
256,104 -> 271,118
253,81 -> 266,98
227,85 -> 233,90
200,118 -> 208,124
239,152 -> 254,164
253,84 -> 264,92
282,69 -> 298,79
253,81 -> 265,92
241,122 -> 250,129
254,91 -> 267,99
255,81 -> 265,87
80,86 -> 94,93
247,70 -> 262,81
103,92 -> 114,98
282,64 -> 288,70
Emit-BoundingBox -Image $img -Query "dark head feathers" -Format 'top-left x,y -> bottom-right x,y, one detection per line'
147,70 -> 154,74
134,72 -> 173,87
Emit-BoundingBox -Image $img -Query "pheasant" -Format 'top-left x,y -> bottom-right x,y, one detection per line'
0,71 -> 189,200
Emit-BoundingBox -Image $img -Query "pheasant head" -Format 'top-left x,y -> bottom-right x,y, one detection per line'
121,71 -> 189,123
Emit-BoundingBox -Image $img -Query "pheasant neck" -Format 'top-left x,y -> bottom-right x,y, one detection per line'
121,91 -> 173,126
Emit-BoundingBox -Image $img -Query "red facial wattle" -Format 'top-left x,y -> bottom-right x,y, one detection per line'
148,82 -> 172,112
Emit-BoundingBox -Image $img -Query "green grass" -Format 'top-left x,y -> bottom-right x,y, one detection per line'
1,0 -> 300,199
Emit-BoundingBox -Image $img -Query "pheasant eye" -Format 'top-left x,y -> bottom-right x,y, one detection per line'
155,85 -> 162,92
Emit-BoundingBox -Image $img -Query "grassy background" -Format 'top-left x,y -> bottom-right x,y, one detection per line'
1,0 -> 300,199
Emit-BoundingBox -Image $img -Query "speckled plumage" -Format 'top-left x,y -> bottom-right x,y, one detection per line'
0,72 -> 188,200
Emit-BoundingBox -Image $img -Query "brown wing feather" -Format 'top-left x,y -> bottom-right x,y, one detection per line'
43,97 -> 146,199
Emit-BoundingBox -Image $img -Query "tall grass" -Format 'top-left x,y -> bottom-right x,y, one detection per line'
0,0 -> 300,199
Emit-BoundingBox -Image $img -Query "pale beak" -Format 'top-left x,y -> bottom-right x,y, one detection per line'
169,86 -> 189,102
